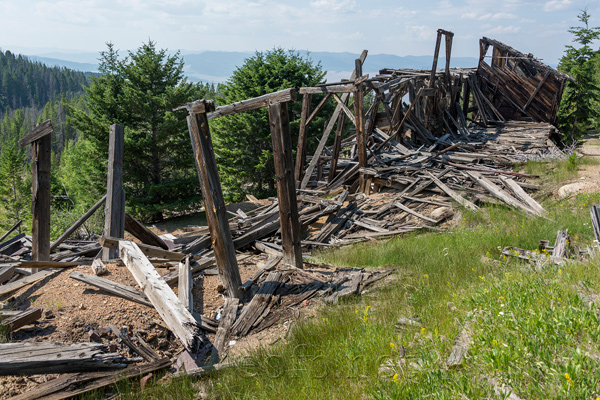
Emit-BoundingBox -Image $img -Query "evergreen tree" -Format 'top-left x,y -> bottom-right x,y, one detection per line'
70,41 -> 210,221
211,48 -> 328,201
0,139 -> 30,232
557,9 -> 600,143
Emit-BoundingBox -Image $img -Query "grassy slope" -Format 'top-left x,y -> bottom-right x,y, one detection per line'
102,157 -> 600,399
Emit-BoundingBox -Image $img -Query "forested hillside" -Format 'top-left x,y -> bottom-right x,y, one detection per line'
0,50 -> 89,116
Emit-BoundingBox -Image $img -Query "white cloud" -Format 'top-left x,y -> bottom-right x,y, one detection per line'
309,0 -> 356,13
485,25 -> 521,35
543,0 -> 572,12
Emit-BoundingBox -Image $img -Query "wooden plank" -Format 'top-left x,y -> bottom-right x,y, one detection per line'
466,171 -> 537,215
178,257 -> 193,311
295,93 -> 312,183
0,269 -> 57,297
69,271 -> 153,308
499,176 -> 547,216
119,240 -> 202,350
124,213 -> 168,250
207,88 -> 296,120
426,172 -> 479,211
99,236 -> 184,261
591,206 -> 600,253
0,265 -> 15,284
18,120 -> 53,148
187,100 -> 242,299
0,342 -> 126,376
299,84 -> 355,94
269,102 -> 302,268
11,357 -> 170,400
212,297 -> 239,362
393,201 -> 438,224
17,261 -> 86,268
1,308 -> 42,332
50,195 -> 106,252
0,220 -> 22,243
328,102 -> 347,183
231,271 -> 284,336
103,124 -> 125,261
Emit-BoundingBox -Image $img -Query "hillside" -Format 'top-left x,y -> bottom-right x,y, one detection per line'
0,50 -> 89,117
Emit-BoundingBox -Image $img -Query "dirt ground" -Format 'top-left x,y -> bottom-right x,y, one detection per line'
557,131 -> 600,197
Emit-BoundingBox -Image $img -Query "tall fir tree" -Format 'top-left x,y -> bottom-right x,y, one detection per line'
0,139 -> 30,232
69,41 -> 211,221
557,9 -> 600,143
211,48 -> 328,201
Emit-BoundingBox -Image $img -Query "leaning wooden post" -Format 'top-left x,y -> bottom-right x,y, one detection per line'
19,120 -> 53,273
294,93 -> 311,185
102,124 -> 125,261
186,100 -> 242,299
354,59 -> 367,193
269,98 -> 303,269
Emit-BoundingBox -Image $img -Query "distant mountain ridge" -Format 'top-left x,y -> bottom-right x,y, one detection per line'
17,49 -> 480,83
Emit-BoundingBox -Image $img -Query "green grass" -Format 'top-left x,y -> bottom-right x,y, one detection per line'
83,157 -> 600,399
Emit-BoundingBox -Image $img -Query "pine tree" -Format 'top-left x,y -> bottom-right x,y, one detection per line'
211,48 -> 328,201
557,9 -> 600,143
69,41 -> 210,221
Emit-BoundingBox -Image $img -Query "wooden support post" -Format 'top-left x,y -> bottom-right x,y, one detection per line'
19,120 -> 53,273
269,102 -> 302,268
186,100 -> 243,299
327,110 -> 346,183
103,124 -> 125,261
295,93 -> 311,185
354,59 -> 367,170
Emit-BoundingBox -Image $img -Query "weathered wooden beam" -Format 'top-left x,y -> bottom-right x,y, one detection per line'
29,124 -> 53,273
69,271 -> 153,307
354,59 -> 367,170
18,120 -> 53,148
178,257 -> 193,311
269,102 -> 302,268
1,308 -> 43,332
10,357 -> 170,400
298,84 -> 355,94
0,220 -> 22,243
124,213 -> 168,250
187,100 -> 242,299
0,342 -> 127,376
0,269 -> 57,297
0,265 -> 15,284
426,172 -> 479,211
102,124 -> 125,261
212,297 -> 239,362
119,240 -> 203,350
207,89 -> 297,120
50,195 -> 107,252
100,236 -> 184,261
295,93 -> 312,184
17,260 -> 87,268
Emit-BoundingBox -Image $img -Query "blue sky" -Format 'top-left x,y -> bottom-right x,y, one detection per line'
1,0 -> 599,64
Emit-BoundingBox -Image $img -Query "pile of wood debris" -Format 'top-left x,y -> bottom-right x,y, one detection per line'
0,31 -> 572,398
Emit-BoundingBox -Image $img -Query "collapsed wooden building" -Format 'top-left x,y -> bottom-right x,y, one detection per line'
0,30 -> 571,397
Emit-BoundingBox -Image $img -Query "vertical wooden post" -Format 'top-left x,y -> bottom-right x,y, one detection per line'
327,110 -> 346,182
354,59 -> 367,171
178,256 -> 193,311
444,32 -> 453,84
294,93 -> 311,185
30,133 -> 51,272
269,102 -> 303,269
103,124 -> 125,261
187,100 -> 242,299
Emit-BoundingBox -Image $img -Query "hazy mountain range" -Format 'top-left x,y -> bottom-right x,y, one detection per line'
16,49 -> 480,83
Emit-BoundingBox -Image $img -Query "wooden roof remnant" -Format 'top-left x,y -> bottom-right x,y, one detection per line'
476,37 -> 573,127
